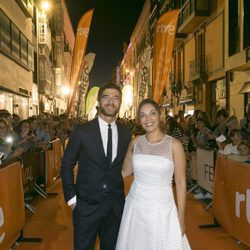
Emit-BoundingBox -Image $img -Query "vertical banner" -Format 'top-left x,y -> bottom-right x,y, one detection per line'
86,86 -> 99,120
77,52 -> 96,118
152,10 -> 179,104
67,9 -> 94,117
138,48 -> 151,102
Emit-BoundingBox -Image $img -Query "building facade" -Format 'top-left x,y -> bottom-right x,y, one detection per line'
119,0 -> 250,121
0,0 -> 34,119
0,0 -> 75,118
118,0 -> 151,118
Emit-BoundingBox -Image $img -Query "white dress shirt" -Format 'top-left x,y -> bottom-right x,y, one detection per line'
68,116 -> 118,206
98,116 -> 118,162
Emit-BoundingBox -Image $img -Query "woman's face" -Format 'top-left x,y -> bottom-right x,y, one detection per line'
138,103 -> 160,133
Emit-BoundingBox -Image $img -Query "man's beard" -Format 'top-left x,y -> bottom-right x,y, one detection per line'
99,104 -> 120,117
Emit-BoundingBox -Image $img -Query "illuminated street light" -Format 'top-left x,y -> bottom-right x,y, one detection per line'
61,86 -> 70,96
41,1 -> 50,11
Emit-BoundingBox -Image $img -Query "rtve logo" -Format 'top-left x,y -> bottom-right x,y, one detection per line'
235,189 -> 250,224
77,27 -> 89,38
0,207 -> 5,244
156,24 -> 175,35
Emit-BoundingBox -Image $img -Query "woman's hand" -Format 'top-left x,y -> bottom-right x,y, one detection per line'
178,215 -> 185,236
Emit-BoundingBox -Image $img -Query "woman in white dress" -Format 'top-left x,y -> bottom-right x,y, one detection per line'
116,98 -> 191,250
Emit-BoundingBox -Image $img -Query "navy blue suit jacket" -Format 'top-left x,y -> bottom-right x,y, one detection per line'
61,118 -> 131,216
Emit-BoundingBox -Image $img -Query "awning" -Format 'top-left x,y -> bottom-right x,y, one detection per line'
239,81 -> 250,94
179,98 -> 194,105
162,103 -> 173,108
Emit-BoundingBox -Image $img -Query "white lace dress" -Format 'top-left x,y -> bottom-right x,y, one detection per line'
116,135 -> 191,250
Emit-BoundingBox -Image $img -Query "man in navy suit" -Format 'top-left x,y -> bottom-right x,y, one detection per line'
61,83 -> 131,250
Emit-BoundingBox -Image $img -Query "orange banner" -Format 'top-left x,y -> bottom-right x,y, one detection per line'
0,161 -> 25,250
67,9 -> 94,116
213,155 -> 250,247
152,10 -> 179,104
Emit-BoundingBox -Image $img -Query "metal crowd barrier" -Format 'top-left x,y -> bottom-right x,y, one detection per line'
21,138 -> 63,195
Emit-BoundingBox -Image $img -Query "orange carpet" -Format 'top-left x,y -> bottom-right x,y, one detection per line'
12,177 -> 249,250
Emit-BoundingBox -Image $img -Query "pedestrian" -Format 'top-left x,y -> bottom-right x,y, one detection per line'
61,82 -> 131,250
116,98 -> 191,249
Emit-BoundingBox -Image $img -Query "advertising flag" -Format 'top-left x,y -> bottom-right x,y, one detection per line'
86,86 -> 99,120
152,10 -> 179,104
67,9 -> 94,116
77,52 -> 96,118
138,48 -> 151,102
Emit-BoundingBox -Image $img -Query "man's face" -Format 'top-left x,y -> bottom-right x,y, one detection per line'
98,88 -> 121,118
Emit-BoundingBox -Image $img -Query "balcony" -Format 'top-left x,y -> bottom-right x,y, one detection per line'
189,56 -> 207,83
226,47 -> 250,71
15,0 -> 33,18
179,87 -> 194,105
169,71 -> 182,96
174,32 -> 188,47
178,0 -> 210,34
39,80 -> 52,95
38,22 -> 52,51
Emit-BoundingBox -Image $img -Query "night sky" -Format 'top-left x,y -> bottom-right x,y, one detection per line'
64,0 -> 145,87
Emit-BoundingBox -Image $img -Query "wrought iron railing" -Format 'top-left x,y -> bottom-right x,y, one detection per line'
189,55 -> 207,81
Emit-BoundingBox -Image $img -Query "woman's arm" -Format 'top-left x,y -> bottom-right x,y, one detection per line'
172,138 -> 187,235
121,137 -> 138,178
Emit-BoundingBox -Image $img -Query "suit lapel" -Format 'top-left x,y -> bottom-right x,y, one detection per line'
116,125 -> 123,159
112,124 -> 124,165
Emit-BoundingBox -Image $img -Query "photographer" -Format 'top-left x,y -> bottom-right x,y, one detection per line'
0,118 -> 26,163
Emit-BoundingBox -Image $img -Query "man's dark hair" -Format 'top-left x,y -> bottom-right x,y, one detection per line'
215,109 -> 229,118
97,83 -> 122,101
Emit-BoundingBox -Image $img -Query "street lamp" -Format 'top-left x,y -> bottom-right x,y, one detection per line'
61,86 -> 70,96
41,1 -> 50,12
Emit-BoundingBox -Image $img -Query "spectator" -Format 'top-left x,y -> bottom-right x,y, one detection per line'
218,129 -> 241,155
166,116 -> 183,141
194,118 -> 212,149
226,115 -> 240,131
210,109 -> 229,138
0,119 -> 25,162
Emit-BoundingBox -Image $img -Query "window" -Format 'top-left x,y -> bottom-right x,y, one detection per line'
11,23 -> 20,59
0,9 -> 11,52
0,9 -> 34,71
33,52 -> 38,83
20,33 -> 28,65
28,41 -> 34,70
243,0 -> 250,49
229,0 -> 240,56
32,5 -> 37,36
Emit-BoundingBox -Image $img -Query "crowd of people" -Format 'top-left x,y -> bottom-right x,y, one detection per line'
0,110 -> 76,164
1,102 -> 249,168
